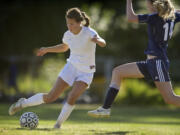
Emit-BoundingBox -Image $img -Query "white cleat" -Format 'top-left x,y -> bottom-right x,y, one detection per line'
8,98 -> 26,115
87,106 -> 111,118
53,123 -> 61,129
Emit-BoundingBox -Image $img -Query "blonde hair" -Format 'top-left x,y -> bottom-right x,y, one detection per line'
66,7 -> 90,27
149,0 -> 175,20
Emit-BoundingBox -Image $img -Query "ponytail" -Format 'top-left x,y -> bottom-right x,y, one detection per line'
81,12 -> 90,27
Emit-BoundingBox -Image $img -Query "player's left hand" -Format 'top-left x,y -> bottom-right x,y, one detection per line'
36,47 -> 48,56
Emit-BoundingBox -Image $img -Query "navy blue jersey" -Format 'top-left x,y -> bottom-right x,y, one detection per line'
138,12 -> 180,60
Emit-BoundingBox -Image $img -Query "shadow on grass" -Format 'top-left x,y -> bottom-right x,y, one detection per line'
89,130 -> 135,135
16,127 -> 53,131
14,127 -> 134,135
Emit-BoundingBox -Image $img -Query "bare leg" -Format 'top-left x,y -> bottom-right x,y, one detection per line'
110,62 -> 144,88
155,81 -> 180,106
43,77 -> 69,103
67,81 -> 88,105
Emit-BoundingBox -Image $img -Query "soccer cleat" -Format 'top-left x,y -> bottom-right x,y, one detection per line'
53,123 -> 61,129
87,106 -> 111,118
9,98 -> 26,115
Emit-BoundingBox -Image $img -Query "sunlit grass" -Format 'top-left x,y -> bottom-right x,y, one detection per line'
1,104 -> 180,135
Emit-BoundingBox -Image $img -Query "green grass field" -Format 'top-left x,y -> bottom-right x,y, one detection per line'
0,104 -> 180,135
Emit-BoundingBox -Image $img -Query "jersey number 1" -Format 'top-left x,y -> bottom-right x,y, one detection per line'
163,22 -> 174,41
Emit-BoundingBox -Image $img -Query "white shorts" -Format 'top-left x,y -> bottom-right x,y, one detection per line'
59,62 -> 94,87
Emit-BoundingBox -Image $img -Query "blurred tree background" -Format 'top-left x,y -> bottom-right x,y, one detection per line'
0,0 -> 180,105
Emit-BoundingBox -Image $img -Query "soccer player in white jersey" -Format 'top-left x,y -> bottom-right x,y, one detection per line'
8,7 -> 106,128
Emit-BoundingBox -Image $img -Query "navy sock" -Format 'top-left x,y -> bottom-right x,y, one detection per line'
102,87 -> 119,109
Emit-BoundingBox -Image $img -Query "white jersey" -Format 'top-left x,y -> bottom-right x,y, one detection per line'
62,26 -> 99,73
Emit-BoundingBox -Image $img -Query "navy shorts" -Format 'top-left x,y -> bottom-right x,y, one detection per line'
136,58 -> 170,82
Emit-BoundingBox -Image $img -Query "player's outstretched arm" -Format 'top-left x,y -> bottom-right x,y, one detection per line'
126,0 -> 138,23
176,9 -> 180,12
36,43 -> 69,56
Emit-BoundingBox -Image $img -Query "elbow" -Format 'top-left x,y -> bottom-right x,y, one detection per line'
127,13 -> 138,23
103,43 -> 106,47
127,16 -> 138,23
101,41 -> 106,48
127,19 -> 134,23
127,17 -> 131,22
101,44 -> 106,48
127,16 -> 133,22
97,39 -> 106,47
63,48 -> 69,52
60,47 -> 69,53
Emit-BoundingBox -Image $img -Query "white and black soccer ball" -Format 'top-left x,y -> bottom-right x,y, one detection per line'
20,112 -> 39,129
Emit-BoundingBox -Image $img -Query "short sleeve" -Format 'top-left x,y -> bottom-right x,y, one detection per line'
62,32 -> 69,45
89,28 -> 100,38
175,12 -> 180,23
138,14 -> 149,23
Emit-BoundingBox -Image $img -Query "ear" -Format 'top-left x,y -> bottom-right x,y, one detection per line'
78,21 -> 82,26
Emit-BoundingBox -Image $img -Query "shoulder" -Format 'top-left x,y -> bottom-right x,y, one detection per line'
149,13 -> 158,17
62,30 -> 72,44
84,26 -> 97,33
63,30 -> 71,37
83,26 -> 98,37
148,13 -> 159,20
138,13 -> 158,23
88,27 -> 97,33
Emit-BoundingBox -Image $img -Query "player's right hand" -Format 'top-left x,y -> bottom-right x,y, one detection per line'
36,47 -> 48,56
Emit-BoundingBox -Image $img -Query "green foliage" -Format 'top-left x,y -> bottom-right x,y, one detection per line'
115,79 -> 165,106
89,77 -> 106,101
17,74 -> 52,94
4,57 -> 66,95
38,57 -> 65,84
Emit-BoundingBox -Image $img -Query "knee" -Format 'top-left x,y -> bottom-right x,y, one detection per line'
43,93 -> 56,103
112,66 -> 123,79
67,92 -> 76,105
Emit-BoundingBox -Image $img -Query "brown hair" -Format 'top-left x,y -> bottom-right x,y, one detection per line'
66,7 -> 90,27
148,0 -> 175,20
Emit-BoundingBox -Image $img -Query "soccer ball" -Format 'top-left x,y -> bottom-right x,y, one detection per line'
20,112 -> 39,129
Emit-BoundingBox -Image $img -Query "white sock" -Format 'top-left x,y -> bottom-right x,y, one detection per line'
109,83 -> 120,90
22,93 -> 45,108
55,102 -> 75,125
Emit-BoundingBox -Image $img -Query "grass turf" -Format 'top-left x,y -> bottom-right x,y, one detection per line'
0,104 -> 180,135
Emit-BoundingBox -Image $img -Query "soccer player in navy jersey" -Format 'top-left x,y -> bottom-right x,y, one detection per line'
88,0 -> 180,117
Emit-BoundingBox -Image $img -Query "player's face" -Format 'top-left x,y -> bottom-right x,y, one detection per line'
66,18 -> 81,34
147,0 -> 157,13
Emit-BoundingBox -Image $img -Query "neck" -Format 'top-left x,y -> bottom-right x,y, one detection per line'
72,26 -> 82,35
